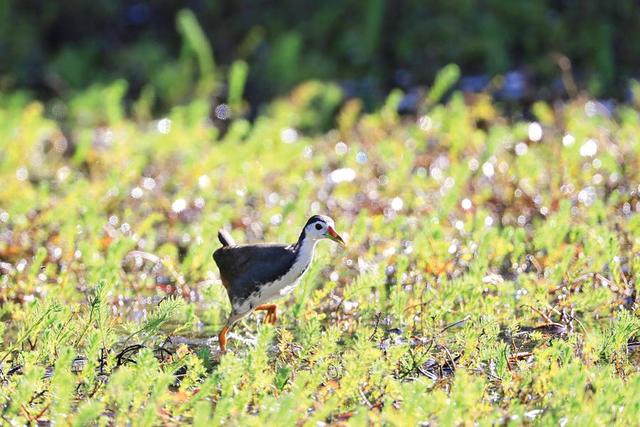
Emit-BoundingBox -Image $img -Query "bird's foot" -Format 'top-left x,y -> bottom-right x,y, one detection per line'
267,307 -> 277,324
256,304 -> 277,325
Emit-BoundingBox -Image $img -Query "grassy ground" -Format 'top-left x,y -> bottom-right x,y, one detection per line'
1,77 -> 640,425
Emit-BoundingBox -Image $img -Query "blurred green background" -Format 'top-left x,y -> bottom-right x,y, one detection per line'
1,0 -> 639,113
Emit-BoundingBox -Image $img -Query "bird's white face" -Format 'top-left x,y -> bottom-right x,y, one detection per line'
304,216 -> 345,245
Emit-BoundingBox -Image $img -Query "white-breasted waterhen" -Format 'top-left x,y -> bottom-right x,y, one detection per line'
213,215 -> 345,352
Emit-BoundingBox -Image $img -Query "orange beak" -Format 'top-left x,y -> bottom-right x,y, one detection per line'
326,226 -> 345,246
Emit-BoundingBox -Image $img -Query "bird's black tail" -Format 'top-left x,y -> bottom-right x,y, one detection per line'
217,229 -> 236,247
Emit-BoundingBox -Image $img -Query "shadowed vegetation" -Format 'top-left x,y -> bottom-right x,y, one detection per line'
2,1 -> 640,108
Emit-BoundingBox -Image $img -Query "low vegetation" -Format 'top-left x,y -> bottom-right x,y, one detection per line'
1,71 -> 640,424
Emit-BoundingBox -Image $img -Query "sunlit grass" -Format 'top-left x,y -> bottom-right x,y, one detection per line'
1,76 -> 640,425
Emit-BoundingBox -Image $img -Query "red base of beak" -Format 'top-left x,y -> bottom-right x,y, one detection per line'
327,227 -> 345,246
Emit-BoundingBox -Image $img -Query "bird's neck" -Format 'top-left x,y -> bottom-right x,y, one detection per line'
294,231 -> 319,265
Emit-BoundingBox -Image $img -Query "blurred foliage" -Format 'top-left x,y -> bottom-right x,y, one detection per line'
1,0 -> 640,112
1,66 -> 640,423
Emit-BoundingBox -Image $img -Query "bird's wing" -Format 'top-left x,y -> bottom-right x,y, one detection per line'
213,244 -> 297,300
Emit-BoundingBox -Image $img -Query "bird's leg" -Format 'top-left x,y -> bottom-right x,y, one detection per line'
218,311 -> 245,353
218,326 -> 229,353
255,304 -> 277,324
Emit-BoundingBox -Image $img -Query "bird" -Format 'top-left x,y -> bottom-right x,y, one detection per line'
212,215 -> 345,353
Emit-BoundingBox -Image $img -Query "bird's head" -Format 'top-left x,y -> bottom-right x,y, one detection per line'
303,215 -> 345,246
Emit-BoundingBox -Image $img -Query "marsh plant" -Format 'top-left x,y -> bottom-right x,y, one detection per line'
1,62 -> 640,425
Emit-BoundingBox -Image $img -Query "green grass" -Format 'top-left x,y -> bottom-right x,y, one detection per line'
1,79 -> 640,425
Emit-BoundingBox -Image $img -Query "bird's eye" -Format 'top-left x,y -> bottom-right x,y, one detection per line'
315,223 -> 323,230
